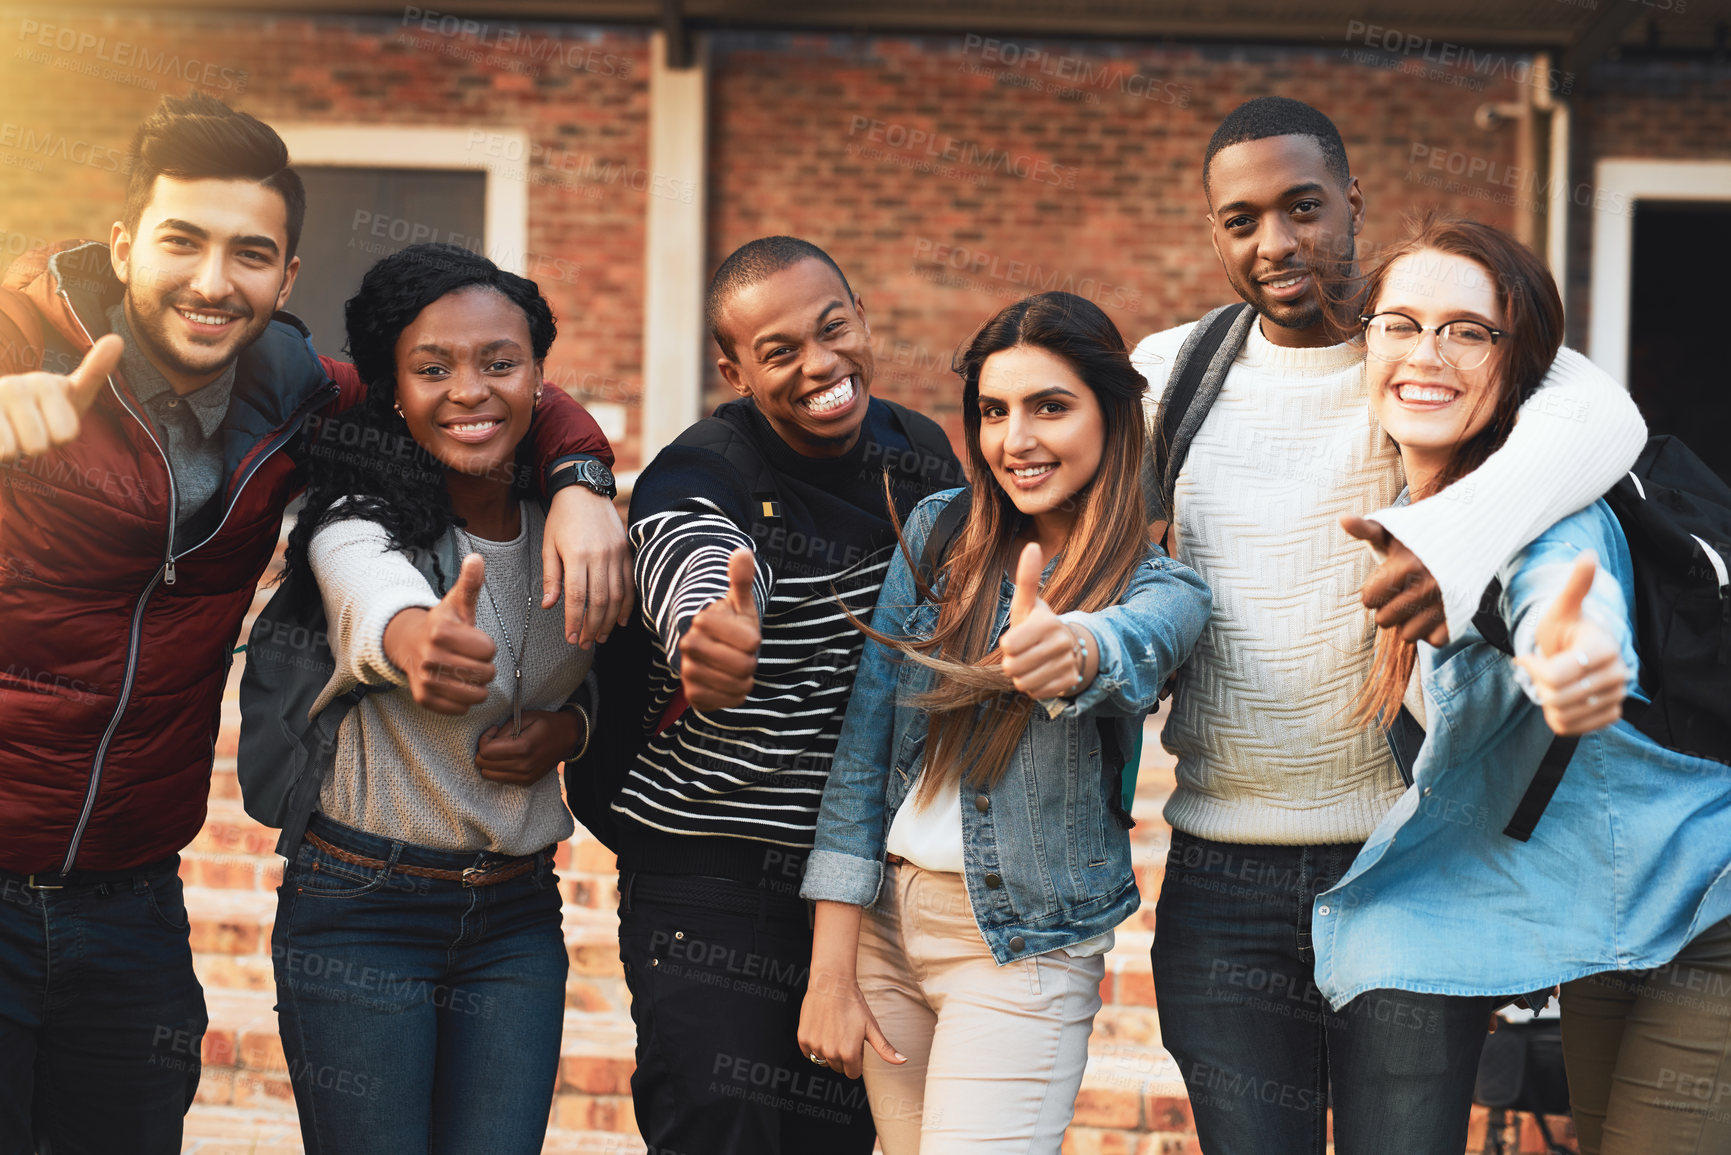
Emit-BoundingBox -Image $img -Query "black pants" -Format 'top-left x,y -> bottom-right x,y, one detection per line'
617,871 -> 876,1155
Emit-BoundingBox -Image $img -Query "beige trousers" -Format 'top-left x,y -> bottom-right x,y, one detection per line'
856,862 -> 1104,1154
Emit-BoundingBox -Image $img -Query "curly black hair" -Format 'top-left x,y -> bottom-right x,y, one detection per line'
283,242 -> 557,593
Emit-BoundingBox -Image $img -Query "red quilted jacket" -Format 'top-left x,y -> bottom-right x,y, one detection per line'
0,241 -> 612,873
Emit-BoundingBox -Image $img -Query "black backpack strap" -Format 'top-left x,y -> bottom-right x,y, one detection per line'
273,683 -> 379,858
673,415 -> 786,571
675,416 -> 782,516
1474,576 -> 1579,841
1098,716 -> 1135,829
1147,303 -> 1255,522
876,401 -> 966,526
1384,704 -> 1425,788
1475,577 -> 1515,656
1503,734 -> 1579,842
917,488 -> 973,591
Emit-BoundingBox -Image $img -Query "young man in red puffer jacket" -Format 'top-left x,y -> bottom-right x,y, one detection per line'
0,92 -> 630,1154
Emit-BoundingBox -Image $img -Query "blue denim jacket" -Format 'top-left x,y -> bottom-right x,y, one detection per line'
801,488 -> 1212,964
1315,500 -> 1731,1007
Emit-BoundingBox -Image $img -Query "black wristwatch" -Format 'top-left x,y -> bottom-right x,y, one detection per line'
546,454 -> 617,501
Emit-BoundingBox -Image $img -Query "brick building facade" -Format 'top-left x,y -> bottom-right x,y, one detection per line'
1,7 -> 1724,1151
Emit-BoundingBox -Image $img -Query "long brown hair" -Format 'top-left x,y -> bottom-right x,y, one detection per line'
871,292 -> 1150,800
1347,213 -> 1565,727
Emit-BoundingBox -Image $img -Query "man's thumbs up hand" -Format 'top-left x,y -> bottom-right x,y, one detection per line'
384,552 -> 499,714
0,333 -> 123,464
1511,552 -> 1628,736
679,547 -> 762,712
1001,542 -> 1096,701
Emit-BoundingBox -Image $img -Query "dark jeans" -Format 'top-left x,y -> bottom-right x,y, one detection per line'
271,815 -> 568,1155
1561,915 -> 1731,1155
1152,829 -> 1494,1155
0,856 -> 207,1155
618,871 -> 877,1155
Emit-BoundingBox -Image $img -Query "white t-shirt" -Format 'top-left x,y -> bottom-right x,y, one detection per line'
885,760 -> 1114,958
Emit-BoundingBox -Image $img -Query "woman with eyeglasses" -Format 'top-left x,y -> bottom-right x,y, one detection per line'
1309,213 -> 1731,1155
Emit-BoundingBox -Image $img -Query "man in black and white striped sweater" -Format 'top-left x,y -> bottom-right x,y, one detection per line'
613,237 -> 961,1155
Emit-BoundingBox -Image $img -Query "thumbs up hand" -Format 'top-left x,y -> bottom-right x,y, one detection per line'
1511,552 -> 1629,736
679,547 -> 762,712
383,552 -> 500,714
1001,542 -> 1097,701
0,333 -> 122,464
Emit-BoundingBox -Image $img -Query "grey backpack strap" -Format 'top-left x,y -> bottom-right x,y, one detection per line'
1142,303 -> 1257,526
263,528 -> 461,859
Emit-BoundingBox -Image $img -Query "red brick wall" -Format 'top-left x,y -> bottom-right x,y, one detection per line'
707,32 -> 1531,437
0,10 -> 652,464
8,13 -> 1723,471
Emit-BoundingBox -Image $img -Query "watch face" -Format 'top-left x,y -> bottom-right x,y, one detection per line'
579,458 -> 616,495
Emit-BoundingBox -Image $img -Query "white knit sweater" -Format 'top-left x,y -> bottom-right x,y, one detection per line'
1133,320 -> 1646,845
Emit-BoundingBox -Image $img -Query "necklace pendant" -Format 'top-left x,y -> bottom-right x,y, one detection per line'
513,669 -> 523,738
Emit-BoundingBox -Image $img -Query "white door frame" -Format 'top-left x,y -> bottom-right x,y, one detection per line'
1589,159 -> 1731,385
272,125 -> 530,273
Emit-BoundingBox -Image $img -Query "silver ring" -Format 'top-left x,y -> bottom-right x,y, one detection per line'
1585,694 -> 1599,707
809,1053 -> 828,1067
1573,650 -> 1591,669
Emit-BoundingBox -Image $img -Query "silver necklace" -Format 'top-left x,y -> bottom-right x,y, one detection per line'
454,521 -> 534,737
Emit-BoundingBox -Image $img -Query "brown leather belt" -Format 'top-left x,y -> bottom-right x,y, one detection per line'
305,832 -> 545,888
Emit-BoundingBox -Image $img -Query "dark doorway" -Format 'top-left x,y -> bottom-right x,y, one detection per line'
1628,201 -> 1730,482
288,167 -> 487,360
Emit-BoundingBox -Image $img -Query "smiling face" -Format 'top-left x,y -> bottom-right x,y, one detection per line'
110,175 -> 300,392
392,286 -> 541,484
1205,135 -> 1363,346
1366,249 -> 1507,486
976,344 -> 1106,547
715,258 -> 874,458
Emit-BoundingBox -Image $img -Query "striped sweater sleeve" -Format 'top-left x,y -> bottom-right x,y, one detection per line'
631,500 -> 771,673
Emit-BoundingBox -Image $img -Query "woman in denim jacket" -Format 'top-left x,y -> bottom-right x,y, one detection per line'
1313,215 -> 1731,1155
797,292 -> 1210,1152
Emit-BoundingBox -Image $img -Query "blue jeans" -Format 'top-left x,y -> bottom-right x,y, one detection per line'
1152,829 -> 1494,1155
272,816 -> 568,1155
0,857 -> 207,1155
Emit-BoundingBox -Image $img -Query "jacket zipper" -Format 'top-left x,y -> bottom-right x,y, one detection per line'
54,278 -> 333,870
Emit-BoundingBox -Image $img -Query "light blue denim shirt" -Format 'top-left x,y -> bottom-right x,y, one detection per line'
801,488 -> 1212,964
1315,499 -> 1731,1007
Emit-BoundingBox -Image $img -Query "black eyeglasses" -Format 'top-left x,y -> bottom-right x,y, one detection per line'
1360,312 -> 1503,372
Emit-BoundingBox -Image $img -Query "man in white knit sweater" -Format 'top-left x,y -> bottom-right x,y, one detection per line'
1137,97 -> 1646,1155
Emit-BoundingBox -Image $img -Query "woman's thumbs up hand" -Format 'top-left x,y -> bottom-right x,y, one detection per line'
1001,542 -> 1096,701
384,553 -> 500,714
1511,552 -> 1629,736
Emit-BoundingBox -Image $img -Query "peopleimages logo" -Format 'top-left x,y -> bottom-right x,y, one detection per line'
847,117 -> 1078,189
400,6 -> 632,77
1343,20 -> 1573,95
16,19 -> 250,92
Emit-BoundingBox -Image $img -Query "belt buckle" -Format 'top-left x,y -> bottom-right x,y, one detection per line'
25,874 -> 65,890
461,865 -> 489,887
